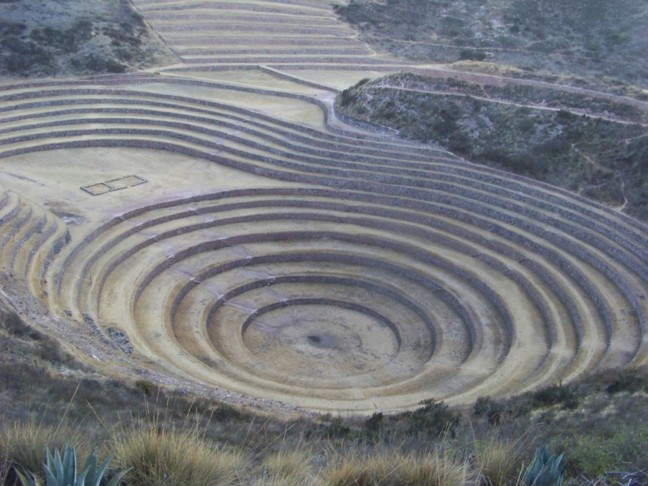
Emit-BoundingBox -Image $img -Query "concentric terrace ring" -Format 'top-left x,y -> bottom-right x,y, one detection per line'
0,78 -> 646,413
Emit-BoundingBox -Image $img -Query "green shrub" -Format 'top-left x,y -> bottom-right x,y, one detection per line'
459,49 -> 487,61
532,384 -> 579,409
211,403 -> 243,421
606,370 -> 647,394
562,425 -> 648,478
473,396 -> 504,426
0,310 -> 78,367
405,400 -> 460,438
339,88 -> 357,107
363,413 -> 383,442
1,311 -> 42,340
134,380 -> 154,398
319,419 -> 352,440
563,436 -> 616,478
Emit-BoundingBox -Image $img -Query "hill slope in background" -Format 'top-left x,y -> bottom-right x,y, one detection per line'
0,0 -> 175,76
336,73 -> 648,221
335,0 -> 648,88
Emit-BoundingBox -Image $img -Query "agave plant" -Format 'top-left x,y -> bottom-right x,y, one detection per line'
522,447 -> 564,486
16,443 -> 123,486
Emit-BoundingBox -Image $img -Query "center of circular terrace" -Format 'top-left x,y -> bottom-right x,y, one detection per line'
242,303 -> 399,382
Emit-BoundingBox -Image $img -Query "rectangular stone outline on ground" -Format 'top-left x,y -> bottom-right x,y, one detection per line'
81,175 -> 147,196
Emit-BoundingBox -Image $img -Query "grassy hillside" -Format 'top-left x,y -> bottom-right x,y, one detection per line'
1,306 -> 648,484
0,0 -> 175,77
335,0 -> 648,88
336,73 -> 648,221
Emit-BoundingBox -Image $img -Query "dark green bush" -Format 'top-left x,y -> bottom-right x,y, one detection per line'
606,370 -> 648,394
473,396 -> 504,426
459,49 -> 487,61
134,380 -> 155,398
1,311 -> 41,340
532,384 -> 580,409
363,412 -> 383,442
320,419 -> 353,440
406,400 -> 460,438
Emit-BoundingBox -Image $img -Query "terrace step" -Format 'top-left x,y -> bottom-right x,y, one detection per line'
0,191 -> 70,299
0,66 -> 646,411
43,177 -> 646,409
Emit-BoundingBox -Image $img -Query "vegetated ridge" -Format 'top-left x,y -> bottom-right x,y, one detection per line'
0,0 -> 175,76
336,72 -> 648,221
335,0 -> 648,88
1,305 -> 647,484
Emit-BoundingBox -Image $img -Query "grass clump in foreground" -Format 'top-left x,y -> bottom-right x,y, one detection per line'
324,450 -> 470,486
111,420 -> 248,486
2,311 -> 648,485
2,398 -> 648,485
255,449 -> 314,486
472,433 -> 528,486
0,422 -> 88,485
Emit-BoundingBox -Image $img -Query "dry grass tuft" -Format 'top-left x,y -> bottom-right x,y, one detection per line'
325,454 -> 385,486
473,434 -> 528,486
0,421 -> 88,477
255,448 -> 315,485
400,452 -> 471,486
325,449 -> 470,486
111,421 -> 248,486
0,449 -> 11,485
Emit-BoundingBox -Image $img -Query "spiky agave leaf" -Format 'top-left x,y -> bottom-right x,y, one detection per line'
81,452 -> 124,486
20,445 -> 123,486
522,447 -> 564,486
43,444 -> 77,486
16,468 -> 40,486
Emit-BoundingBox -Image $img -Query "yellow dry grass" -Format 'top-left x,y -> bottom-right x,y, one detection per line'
473,433 -> 529,486
0,421 -> 88,479
324,449 -> 471,486
111,421 -> 249,486
255,448 -> 316,485
264,449 -> 309,474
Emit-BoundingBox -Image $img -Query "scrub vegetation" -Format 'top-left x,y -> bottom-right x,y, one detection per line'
336,73 -> 648,221
335,0 -> 648,88
0,0 -> 174,76
1,309 -> 647,485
